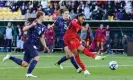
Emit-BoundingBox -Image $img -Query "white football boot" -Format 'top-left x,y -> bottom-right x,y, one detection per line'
95,56 -> 106,60
2,53 -> 11,63
84,70 -> 90,75
77,68 -> 82,73
25,73 -> 37,78
55,63 -> 63,69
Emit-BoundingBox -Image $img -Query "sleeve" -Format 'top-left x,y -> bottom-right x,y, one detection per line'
54,17 -> 60,26
27,22 -> 34,30
27,22 -> 32,26
39,25 -> 46,37
71,19 -> 82,30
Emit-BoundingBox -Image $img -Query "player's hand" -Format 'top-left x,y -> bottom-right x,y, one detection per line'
45,46 -> 50,54
12,37 -> 14,41
82,27 -> 88,31
106,26 -> 109,29
86,24 -> 89,28
31,21 -> 37,27
48,26 -> 53,29
4,37 -> 6,40
81,40 -> 85,42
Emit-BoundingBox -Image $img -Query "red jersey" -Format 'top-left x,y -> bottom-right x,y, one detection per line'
44,28 -> 54,45
64,19 -> 82,40
95,28 -> 106,39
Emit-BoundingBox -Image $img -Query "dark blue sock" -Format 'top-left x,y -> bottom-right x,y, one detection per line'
57,56 -> 68,65
70,56 -> 79,69
27,60 -> 38,74
9,56 -> 22,65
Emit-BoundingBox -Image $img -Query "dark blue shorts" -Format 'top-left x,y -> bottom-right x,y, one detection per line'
23,41 -> 39,63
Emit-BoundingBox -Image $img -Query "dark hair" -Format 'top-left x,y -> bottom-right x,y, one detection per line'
27,18 -> 36,23
59,8 -> 69,14
36,11 -> 44,19
62,9 -> 69,14
75,13 -> 85,19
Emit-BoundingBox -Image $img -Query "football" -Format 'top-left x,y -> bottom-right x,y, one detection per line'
109,61 -> 118,70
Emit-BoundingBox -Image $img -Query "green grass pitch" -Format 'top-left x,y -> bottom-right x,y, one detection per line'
0,52 -> 133,80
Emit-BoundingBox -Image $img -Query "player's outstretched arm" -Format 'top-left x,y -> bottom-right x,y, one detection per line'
23,22 -> 36,31
82,27 -> 88,31
40,34 -> 50,53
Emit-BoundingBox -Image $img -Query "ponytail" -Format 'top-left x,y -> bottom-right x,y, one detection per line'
75,13 -> 85,19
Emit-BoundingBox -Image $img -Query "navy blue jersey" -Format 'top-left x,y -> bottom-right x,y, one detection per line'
26,22 -> 46,46
54,16 -> 70,40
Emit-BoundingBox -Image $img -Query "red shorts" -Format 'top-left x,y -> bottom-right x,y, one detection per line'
96,38 -> 104,42
85,38 -> 90,42
64,38 -> 81,50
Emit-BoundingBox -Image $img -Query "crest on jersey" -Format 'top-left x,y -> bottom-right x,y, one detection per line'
64,24 -> 67,29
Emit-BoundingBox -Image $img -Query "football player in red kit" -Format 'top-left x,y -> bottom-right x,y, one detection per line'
95,24 -> 109,55
63,13 -> 106,75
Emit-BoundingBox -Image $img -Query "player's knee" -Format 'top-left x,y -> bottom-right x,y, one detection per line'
66,51 -> 73,57
74,53 -> 79,58
64,47 -> 73,57
72,50 -> 78,57
74,53 -> 79,57
34,56 -> 40,61
65,54 -> 70,58
21,61 -> 28,68
101,43 -> 104,46
78,45 -> 85,51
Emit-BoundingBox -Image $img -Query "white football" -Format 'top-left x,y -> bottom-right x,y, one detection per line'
109,61 -> 118,70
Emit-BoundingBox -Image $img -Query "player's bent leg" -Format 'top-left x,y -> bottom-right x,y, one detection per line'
33,56 -> 40,61
55,46 -> 70,69
78,45 -> 96,58
73,51 -> 90,75
65,47 -> 82,72
78,45 -> 106,60
55,56 -> 68,69
3,53 -> 23,66
66,39 -> 87,73
71,49 -> 87,71
65,46 -> 73,57
3,53 -> 12,62
26,56 -> 39,78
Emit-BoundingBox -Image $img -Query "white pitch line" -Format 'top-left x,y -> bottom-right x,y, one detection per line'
0,65 -> 133,70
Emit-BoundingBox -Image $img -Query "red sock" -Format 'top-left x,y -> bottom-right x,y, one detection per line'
83,48 -> 96,58
100,50 -> 104,54
75,55 -> 86,71
100,50 -> 104,53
